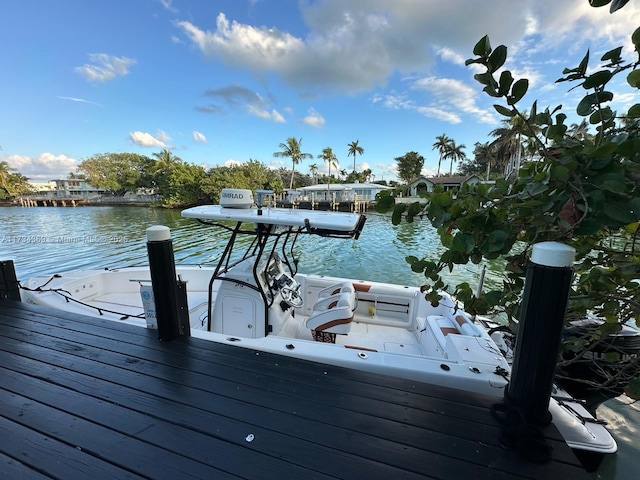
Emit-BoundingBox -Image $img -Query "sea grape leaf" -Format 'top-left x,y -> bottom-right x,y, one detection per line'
627,70 -> 640,88
452,232 -> 475,254
473,35 -> 491,56
583,70 -> 613,89
508,79 -> 529,105
494,104 -> 515,117
488,45 -> 507,73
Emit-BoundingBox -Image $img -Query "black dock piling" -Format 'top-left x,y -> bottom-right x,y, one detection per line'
494,241 -> 575,461
0,260 -> 21,301
146,226 -> 190,340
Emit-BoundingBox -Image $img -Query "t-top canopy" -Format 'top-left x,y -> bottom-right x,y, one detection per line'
181,205 -> 366,236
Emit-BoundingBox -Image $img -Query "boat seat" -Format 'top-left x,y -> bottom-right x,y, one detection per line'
315,282 -> 356,305
313,282 -> 356,312
454,313 -> 482,337
427,315 -> 461,350
306,292 -> 355,343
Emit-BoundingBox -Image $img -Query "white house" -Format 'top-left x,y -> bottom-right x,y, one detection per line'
295,182 -> 394,202
409,175 -> 482,196
50,179 -> 106,198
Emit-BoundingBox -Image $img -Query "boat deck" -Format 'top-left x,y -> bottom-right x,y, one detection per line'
336,321 -> 423,354
0,300 -> 592,479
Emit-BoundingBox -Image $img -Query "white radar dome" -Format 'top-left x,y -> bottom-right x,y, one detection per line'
220,188 -> 254,208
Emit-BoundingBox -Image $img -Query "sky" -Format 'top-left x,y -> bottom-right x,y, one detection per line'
1,0 -> 639,184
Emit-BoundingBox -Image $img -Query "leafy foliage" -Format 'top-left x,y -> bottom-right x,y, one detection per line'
201,160 -> 284,204
379,23 -> 640,399
77,153 -> 153,196
395,151 -> 425,190
0,161 -> 31,198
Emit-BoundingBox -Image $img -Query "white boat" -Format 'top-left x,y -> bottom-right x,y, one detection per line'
21,189 -> 617,464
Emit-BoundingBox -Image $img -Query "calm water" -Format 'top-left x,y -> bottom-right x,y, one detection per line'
1,205 -> 637,477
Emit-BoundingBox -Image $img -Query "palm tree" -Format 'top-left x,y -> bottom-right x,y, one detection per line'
347,140 -> 364,173
432,134 -> 452,176
444,141 -> 466,176
152,149 -> 181,173
489,112 -> 538,177
309,163 -> 318,184
567,119 -> 591,141
273,137 -> 312,189
318,147 -> 338,189
473,142 -> 498,180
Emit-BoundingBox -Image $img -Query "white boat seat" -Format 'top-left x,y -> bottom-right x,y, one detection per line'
306,292 -> 355,342
427,315 -> 460,350
454,313 -> 482,337
427,314 -> 482,350
315,282 -> 356,305
313,283 -> 357,314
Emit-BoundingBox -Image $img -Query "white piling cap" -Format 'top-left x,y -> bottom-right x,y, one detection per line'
146,225 -> 171,242
531,241 -> 575,267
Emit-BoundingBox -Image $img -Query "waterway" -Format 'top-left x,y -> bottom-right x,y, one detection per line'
0,205 -> 638,478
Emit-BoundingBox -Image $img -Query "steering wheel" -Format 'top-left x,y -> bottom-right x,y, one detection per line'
281,286 -> 304,308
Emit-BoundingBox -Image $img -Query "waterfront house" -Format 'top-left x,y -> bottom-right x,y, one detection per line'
295,182 -> 394,203
409,174 -> 482,195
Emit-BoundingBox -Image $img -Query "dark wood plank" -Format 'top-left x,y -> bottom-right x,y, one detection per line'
0,452 -> 53,480
0,301 -> 592,480
0,416 -> 148,480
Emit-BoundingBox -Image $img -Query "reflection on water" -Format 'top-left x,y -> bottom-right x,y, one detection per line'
0,205 -> 637,478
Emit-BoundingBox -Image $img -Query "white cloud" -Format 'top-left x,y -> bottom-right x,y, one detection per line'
58,96 -> 102,106
174,1 -> 640,97
373,77 -> 494,125
157,0 -> 177,13
222,159 -> 242,167
371,92 -> 412,110
415,106 -> 463,124
201,84 -> 285,122
247,105 -> 286,122
412,76 -> 495,124
4,153 -> 78,182
175,13 -> 305,72
436,47 -> 466,66
129,131 -> 171,148
300,108 -> 325,127
318,161 -> 341,176
75,54 -> 136,83
192,131 -> 208,144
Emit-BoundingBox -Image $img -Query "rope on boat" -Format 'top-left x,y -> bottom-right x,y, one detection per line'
18,276 -> 145,320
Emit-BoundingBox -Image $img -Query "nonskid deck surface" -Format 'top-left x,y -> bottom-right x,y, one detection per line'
334,320 -> 422,355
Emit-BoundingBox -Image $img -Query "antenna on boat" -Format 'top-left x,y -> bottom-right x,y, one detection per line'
471,264 -> 487,323
476,264 -> 486,298
255,189 -> 273,216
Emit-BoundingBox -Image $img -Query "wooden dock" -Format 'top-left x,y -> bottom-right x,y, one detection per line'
0,301 -> 591,479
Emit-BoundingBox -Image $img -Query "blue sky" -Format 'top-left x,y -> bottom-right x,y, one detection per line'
1,0 -> 638,183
